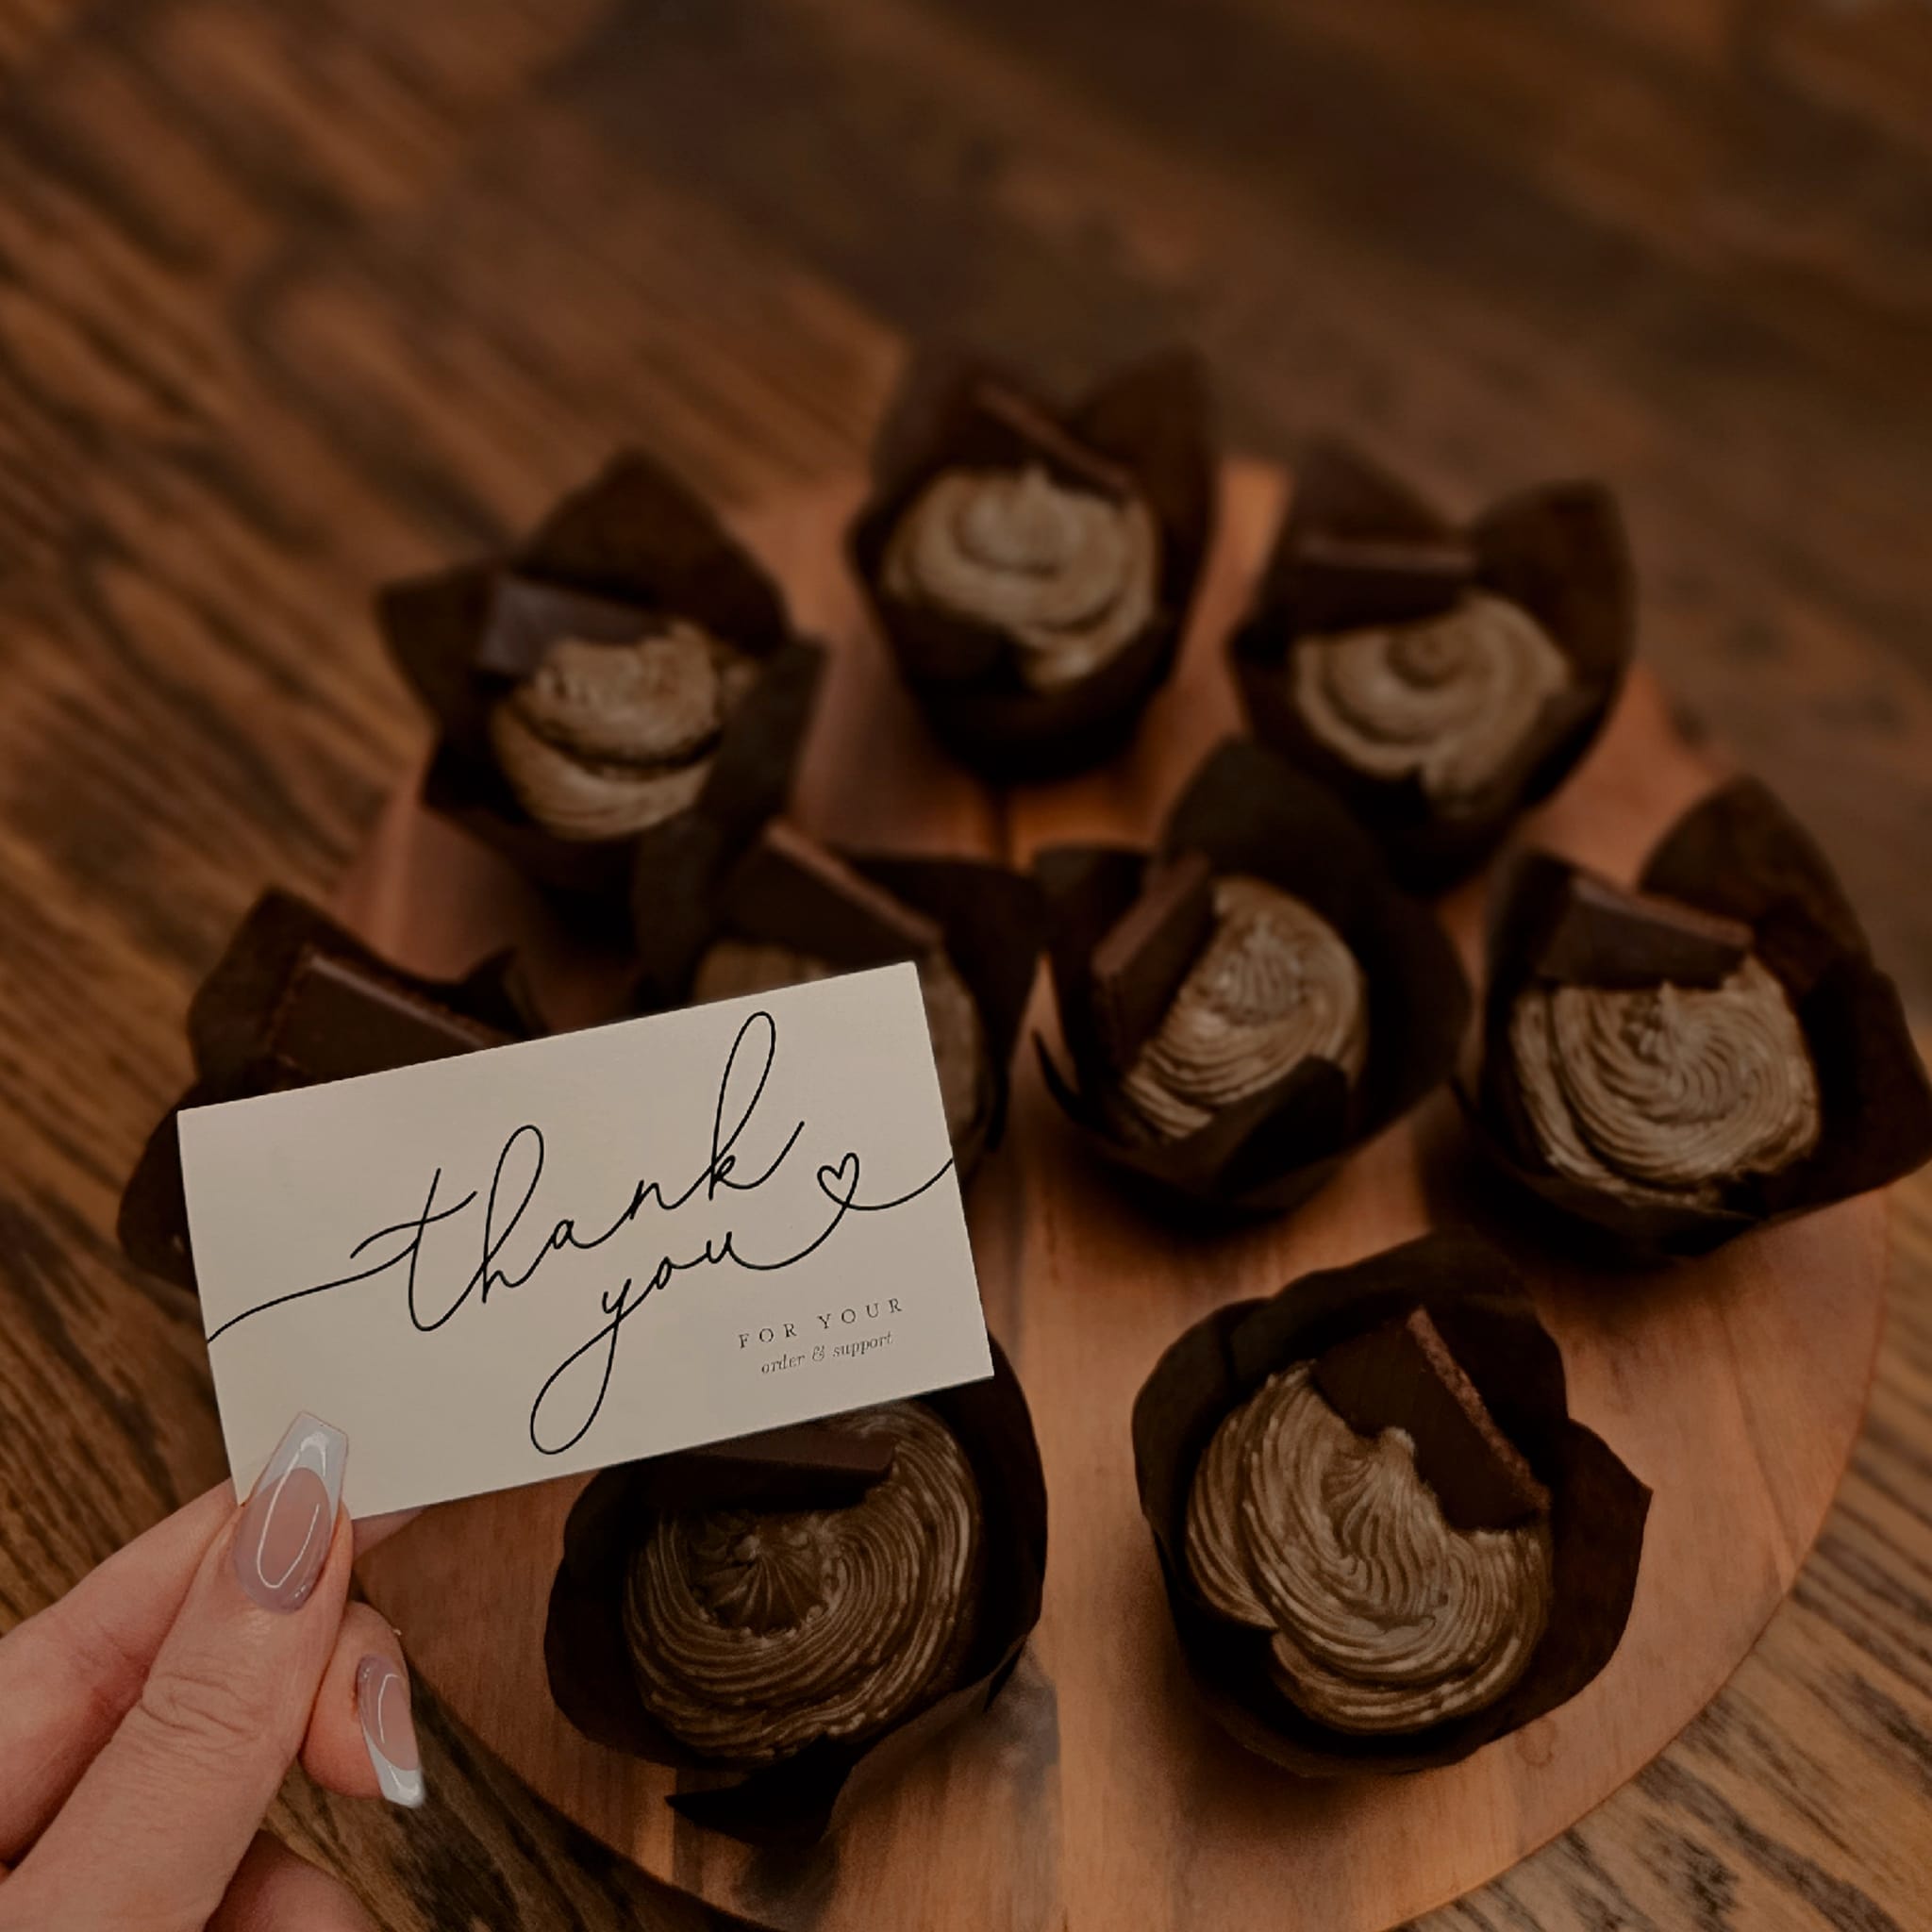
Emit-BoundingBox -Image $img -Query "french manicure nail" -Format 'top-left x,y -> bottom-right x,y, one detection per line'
356,1655 -> 425,1808
233,1412 -> 347,1614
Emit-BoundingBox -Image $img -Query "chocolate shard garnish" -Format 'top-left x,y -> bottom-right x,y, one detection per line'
972,378 -> 1136,501
638,1421 -> 897,1512
1312,1307 -> 1550,1531
1531,871 -> 1753,991
266,950 -> 507,1082
1088,850 -> 1216,1073
472,575 -> 647,680
724,822 -> 943,967
1287,530 -> 1474,628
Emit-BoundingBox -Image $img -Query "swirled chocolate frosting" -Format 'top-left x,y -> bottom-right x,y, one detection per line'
1508,954 -> 1820,1206
1111,876 -> 1367,1143
1291,592 -> 1571,814
883,464 -> 1159,691
1185,1366 -> 1552,1735
624,1403 -> 982,1763
488,620 -> 758,841
691,941 -> 990,1149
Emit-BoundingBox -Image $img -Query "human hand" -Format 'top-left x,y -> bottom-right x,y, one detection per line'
0,1413 -> 423,1929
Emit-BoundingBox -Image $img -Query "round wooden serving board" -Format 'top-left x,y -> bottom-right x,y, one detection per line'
345,463 -> 1887,1932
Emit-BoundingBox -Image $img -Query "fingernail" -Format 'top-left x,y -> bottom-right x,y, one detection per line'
234,1412 -> 347,1614
356,1655 -> 425,1808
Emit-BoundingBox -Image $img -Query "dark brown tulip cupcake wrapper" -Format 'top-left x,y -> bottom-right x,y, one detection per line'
117,891 -> 532,1291
1036,739 -> 1470,1218
543,1338 -> 1047,1847
381,450 -> 824,901
848,348 -> 1216,780
630,830 -> 1044,1182
1470,776 -> 1932,1257
1231,440 -> 1633,890
1132,1231 -> 1649,1775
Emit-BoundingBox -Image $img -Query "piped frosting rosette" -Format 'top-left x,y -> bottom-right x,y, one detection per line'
487,619 -> 761,843
1232,440 -> 1632,889
1290,592 -> 1571,814
884,464 -> 1158,694
380,451 -> 822,900
1470,777 -> 1932,1254
1185,1365 -> 1553,1734
544,1340 -> 1047,1846
1508,958 -> 1820,1209
1132,1232 -> 1649,1774
849,349 -> 1215,778
1036,739 -> 1468,1219
1110,876 -> 1370,1144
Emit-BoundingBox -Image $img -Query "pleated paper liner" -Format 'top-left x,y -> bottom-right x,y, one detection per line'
1229,439 -> 1633,891
381,449 -> 824,908
1133,1232 -> 1647,1775
1035,738 -> 1470,1218
1468,776 -> 1932,1257
116,891 -> 533,1292
847,348 -> 1215,780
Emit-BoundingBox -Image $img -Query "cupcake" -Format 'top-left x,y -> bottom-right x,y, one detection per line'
118,892 -> 531,1291
633,821 -> 1041,1181
848,349 -> 1214,778
1134,1232 -> 1649,1773
625,1402 -> 982,1765
1471,777 -> 1932,1255
1231,440 -> 1632,889
381,451 -> 823,902
544,1340 -> 1047,1845
1036,739 -> 1469,1217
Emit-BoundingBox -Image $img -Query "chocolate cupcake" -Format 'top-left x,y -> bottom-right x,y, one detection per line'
1134,1232 -> 1649,1774
1231,441 -> 1632,889
1471,778 -> 1932,1255
545,1340 -> 1047,1845
1036,739 -> 1469,1217
632,821 -> 1042,1182
381,451 -> 823,902
849,349 -> 1214,779
626,1403 -> 982,1764
118,892 -> 532,1291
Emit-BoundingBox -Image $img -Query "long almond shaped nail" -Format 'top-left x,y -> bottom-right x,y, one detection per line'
356,1655 -> 425,1807
234,1412 -> 347,1613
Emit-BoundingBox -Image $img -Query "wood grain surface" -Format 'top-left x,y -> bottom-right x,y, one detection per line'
345,464 -> 1889,1932
0,1 -> 1929,1926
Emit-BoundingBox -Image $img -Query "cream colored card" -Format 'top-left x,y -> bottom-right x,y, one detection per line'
177,963 -> 991,1517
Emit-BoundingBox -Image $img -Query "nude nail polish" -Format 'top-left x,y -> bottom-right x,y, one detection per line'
356,1655 -> 425,1807
233,1412 -> 346,1614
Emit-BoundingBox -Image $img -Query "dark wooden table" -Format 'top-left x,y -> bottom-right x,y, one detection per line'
2,2 -> 1929,1926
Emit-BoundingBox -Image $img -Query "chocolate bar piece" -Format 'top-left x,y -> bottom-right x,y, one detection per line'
1312,1307 -> 1550,1530
1289,530 -> 1474,627
1533,872 -> 1753,991
972,378 -> 1137,502
473,575 -> 648,680
724,822 -> 944,968
1088,851 -> 1215,1072
639,1420 -> 896,1512
267,950 -> 508,1082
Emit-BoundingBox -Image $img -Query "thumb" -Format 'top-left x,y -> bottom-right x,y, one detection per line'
3,1414 -> 353,1932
